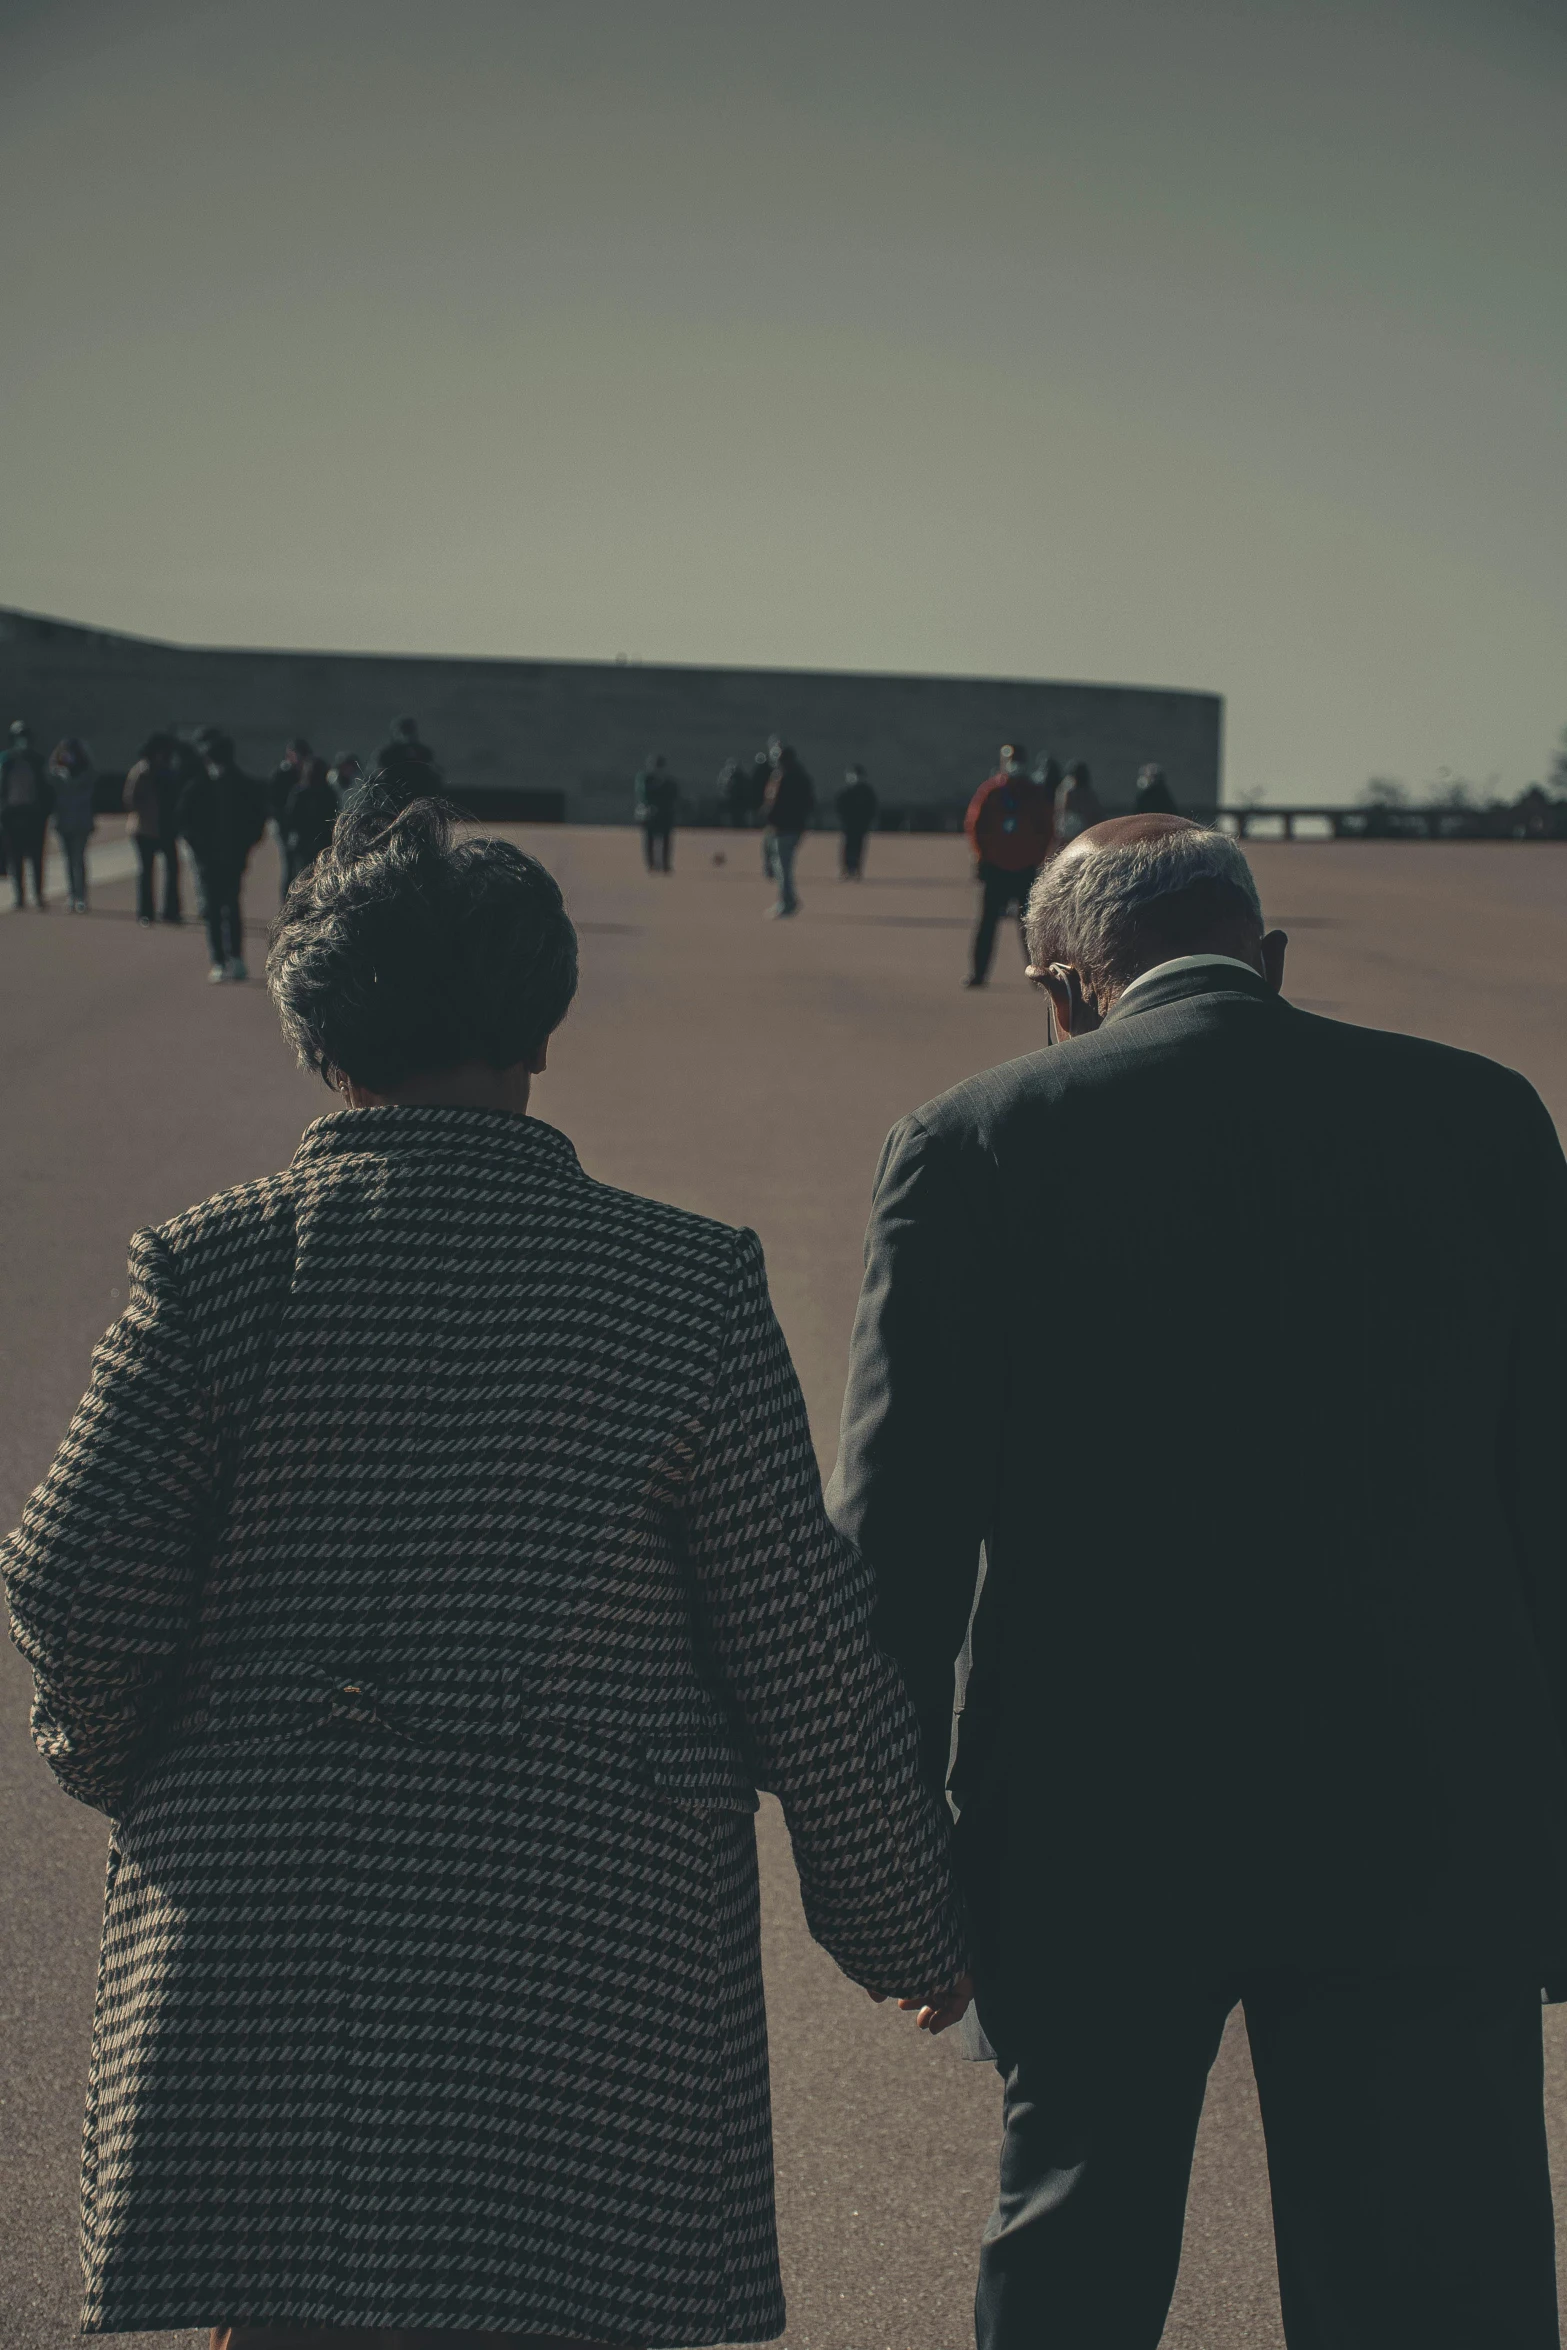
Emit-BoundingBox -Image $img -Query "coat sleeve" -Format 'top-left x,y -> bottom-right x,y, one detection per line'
2,1229 -> 219,1816
824,1115 -> 1003,1799
1498,1085 -> 1567,1759
682,1229 -> 968,2000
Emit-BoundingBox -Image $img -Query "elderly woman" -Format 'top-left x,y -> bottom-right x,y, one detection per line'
3,791 -> 966,2350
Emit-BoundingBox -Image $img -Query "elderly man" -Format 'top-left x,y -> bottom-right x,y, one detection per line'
829,814 -> 1567,2349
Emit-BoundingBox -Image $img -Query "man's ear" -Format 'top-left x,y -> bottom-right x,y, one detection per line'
1261,929 -> 1288,994
1031,964 -> 1099,1039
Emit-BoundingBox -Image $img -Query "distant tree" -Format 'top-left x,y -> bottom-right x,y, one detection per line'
1431,773 -> 1474,809
1361,778 -> 1408,806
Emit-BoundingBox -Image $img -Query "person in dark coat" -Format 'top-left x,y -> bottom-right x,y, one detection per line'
123,732 -> 185,926
836,764 -> 878,878
1,784 -> 966,2350
761,744 -> 816,916
48,737 -> 97,912
280,756 -> 339,888
1133,761 -> 1177,815
176,730 -> 268,982
268,736 -> 314,903
961,744 -> 1056,986
633,752 -> 679,872
828,812 -> 1567,2350
373,714 -> 438,773
1052,758 -> 1103,843
1,720 -> 52,908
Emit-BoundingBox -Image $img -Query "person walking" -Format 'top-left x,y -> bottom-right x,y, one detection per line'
176,729 -> 268,981
1,784 -> 965,2350
48,737 -> 96,911
762,743 -> 816,916
280,755 -> 340,889
123,733 -> 185,926
328,750 -> 363,798
830,814 -> 1567,2350
836,764 -> 879,879
1,720 -> 51,908
374,714 -> 438,774
633,752 -> 679,873
268,736 -> 314,903
1052,758 -> 1103,843
962,744 -> 1056,986
1134,761 -> 1177,815
716,757 -> 748,828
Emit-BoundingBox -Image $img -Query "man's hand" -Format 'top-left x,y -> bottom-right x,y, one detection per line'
875,1970 -> 974,2034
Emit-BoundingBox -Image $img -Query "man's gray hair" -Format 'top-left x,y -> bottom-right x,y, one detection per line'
1024,825 -> 1263,997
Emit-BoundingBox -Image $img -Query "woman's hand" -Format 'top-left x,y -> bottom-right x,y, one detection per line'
866,1972 -> 976,2034
901,1972 -> 974,2034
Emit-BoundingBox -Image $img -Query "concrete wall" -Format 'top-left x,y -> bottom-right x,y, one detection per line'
0,605 -> 1224,818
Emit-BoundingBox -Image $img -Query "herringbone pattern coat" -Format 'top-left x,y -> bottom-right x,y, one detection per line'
4,1105 -> 965,2344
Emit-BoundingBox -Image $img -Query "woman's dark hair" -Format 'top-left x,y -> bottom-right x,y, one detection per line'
265,787 -> 578,1093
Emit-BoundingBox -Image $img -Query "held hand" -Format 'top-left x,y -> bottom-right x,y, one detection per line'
898,1971 -> 975,2034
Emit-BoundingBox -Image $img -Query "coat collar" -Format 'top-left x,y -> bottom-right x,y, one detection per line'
292,1103 -> 582,1171
1103,961 -> 1280,1026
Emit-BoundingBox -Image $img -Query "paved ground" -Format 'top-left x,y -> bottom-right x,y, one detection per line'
3,823 -> 1567,2350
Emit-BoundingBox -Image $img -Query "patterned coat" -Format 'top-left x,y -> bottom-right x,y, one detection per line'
4,1105 -> 965,2344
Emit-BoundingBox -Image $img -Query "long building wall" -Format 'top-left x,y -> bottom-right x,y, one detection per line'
0,606 -> 1223,817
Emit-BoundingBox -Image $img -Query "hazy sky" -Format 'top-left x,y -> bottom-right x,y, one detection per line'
2,0 -> 1563,800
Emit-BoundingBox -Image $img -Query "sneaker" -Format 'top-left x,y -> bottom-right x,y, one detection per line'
138,915 -> 154,927
208,963 -> 228,983
962,976 -> 987,989
226,956 -> 248,981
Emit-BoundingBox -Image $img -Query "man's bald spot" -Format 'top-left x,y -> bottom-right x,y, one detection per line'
1054,811 -> 1204,872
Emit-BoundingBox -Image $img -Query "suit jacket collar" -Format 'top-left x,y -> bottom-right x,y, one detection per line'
1104,961 -> 1280,1026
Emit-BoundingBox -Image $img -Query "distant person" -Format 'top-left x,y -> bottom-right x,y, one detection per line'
374,714 -> 437,773
762,744 -> 816,917
48,738 -> 96,913
123,734 -> 185,927
328,751 -> 363,798
962,743 -> 1056,987
836,765 -> 879,879
716,758 -> 749,828
268,737 -> 313,904
634,752 -> 679,873
1,721 -> 51,910
1054,759 -> 1103,843
176,730 -> 268,982
280,756 -> 340,889
753,747 -> 776,859
1134,763 -> 1177,816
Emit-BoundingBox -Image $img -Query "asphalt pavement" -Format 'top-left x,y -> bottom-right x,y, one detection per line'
4,824 -> 1567,2350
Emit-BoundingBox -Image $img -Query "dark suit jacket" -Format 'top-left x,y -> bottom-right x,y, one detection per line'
826,962 -> 1567,1978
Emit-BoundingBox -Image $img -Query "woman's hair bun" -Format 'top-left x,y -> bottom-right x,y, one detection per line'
329,779 -> 454,870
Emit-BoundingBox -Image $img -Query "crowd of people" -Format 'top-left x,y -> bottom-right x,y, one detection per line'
0,714 -> 441,980
8,704 -> 1180,990
7,783 -> 1566,2350
633,734 -> 1179,962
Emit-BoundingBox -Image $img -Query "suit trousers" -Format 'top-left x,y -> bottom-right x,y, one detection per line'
970,862 -> 1038,983
974,1964 -> 1559,2350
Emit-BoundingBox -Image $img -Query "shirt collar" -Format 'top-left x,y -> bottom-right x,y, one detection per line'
1114,952 -> 1264,1006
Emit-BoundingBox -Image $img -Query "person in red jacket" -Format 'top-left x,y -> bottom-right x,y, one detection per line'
963,745 -> 1057,987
